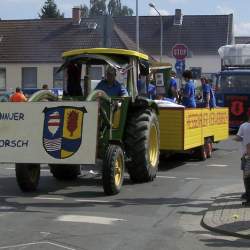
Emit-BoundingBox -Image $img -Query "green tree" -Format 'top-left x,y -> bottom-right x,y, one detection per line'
107,0 -> 133,16
89,0 -> 106,16
39,0 -> 64,19
120,5 -> 133,16
107,0 -> 121,16
80,4 -> 89,18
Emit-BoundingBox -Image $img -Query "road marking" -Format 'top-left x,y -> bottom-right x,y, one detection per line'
207,164 -> 228,167
157,175 -> 177,179
5,167 -> 49,172
0,206 -> 16,210
75,199 -> 110,203
56,215 -> 127,225
34,196 -> 64,201
184,177 -> 201,180
0,241 -> 75,250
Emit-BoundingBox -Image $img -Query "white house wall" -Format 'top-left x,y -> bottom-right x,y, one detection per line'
0,63 -> 61,91
153,55 -> 221,73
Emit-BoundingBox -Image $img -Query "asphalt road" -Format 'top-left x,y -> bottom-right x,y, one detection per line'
0,137 -> 249,250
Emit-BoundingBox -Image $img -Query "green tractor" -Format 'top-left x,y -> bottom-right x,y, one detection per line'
14,48 -> 160,195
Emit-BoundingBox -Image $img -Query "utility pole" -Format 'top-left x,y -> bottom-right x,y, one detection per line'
136,0 -> 139,52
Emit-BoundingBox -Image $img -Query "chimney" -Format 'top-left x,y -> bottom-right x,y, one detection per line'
174,9 -> 183,25
72,6 -> 81,25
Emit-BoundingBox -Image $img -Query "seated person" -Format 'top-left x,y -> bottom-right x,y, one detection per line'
95,66 -> 128,97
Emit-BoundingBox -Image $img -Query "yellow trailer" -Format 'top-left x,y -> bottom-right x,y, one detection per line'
159,107 -> 229,160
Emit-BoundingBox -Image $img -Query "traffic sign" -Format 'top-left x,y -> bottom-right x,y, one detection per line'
175,59 -> 185,75
172,44 -> 188,60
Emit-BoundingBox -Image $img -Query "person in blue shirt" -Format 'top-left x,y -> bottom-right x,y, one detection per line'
181,70 -> 196,108
168,71 -> 178,102
148,82 -> 156,99
201,77 -> 216,108
95,66 -> 128,97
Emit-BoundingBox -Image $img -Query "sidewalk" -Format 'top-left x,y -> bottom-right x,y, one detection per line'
202,187 -> 250,239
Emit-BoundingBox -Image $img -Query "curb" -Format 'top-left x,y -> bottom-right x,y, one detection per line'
201,206 -> 250,240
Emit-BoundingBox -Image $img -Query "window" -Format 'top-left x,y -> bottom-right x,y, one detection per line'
0,68 -> 6,90
53,67 -> 64,88
90,66 -> 103,80
219,74 -> 250,91
190,67 -> 202,79
22,67 -> 37,88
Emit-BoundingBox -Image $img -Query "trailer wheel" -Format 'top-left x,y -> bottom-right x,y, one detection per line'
15,164 -> 40,192
102,145 -> 124,195
125,109 -> 160,182
195,145 -> 207,161
205,141 -> 213,158
49,164 -> 80,180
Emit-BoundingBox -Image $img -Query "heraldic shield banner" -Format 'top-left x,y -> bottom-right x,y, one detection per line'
43,106 -> 87,159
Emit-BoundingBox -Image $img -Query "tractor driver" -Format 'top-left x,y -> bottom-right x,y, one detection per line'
95,66 -> 128,97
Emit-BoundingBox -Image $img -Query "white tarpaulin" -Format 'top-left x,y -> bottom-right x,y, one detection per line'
0,102 -> 98,164
154,100 -> 184,108
218,44 -> 250,66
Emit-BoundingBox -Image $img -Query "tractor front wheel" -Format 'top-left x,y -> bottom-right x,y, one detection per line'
15,163 -> 40,192
102,145 -> 125,195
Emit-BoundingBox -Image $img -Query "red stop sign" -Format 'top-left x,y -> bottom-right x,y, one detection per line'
172,44 -> 188,60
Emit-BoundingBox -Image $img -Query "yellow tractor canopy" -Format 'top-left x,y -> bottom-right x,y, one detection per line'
62,48 -> 149,61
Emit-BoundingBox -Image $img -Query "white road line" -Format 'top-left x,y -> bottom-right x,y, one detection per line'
184,177 -> 201,180
34,197 -> 64,201
157,176 -> 177,179
75,199 -> 110,203
0,241 -> 76,250
207,164 -> 228,167
56,215 -> 127,225
5,167 -> 49,172
0,206 -> 16,210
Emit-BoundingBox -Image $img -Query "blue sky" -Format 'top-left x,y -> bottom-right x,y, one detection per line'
0,0 -> 249,35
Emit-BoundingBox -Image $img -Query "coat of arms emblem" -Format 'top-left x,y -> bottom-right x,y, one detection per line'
43,106 -> 87,159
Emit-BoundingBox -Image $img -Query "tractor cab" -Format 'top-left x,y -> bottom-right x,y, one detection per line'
59,48 -> 150,102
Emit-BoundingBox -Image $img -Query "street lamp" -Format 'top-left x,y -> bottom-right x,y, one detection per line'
149,2 -> 163,62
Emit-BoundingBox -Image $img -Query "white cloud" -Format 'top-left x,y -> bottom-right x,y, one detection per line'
149,8 -> 170,16
216,5 -> 234,15
235,23 -> 250,36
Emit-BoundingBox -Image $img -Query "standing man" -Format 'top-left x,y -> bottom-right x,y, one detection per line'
181,70 -> 196,108
10,87 -> 27,102
201,77 -> 216,108
234,110 -> 250,204
168,71 -> 178,102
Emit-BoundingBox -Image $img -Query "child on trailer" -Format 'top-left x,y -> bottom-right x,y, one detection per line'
241,143 -> 250,205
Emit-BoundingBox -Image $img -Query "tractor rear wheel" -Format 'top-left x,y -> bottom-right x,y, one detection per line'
102,145 -> 125,195
125,109 -> 160,182
49,164 -> 81,180
15,163 -> 40,192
